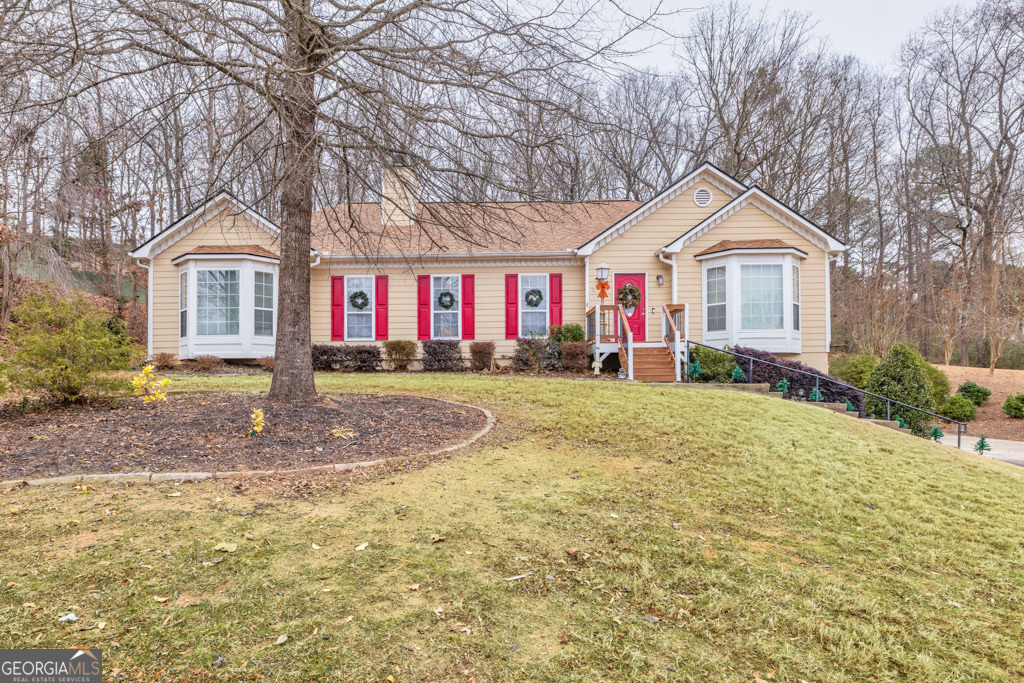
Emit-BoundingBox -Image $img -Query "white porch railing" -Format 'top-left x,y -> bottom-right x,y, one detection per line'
660,303 -> 688,382
617,303 -> 633,380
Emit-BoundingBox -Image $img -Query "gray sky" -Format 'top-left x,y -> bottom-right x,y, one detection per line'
620,0 -> 947,69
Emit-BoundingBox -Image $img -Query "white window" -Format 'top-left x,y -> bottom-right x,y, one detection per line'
792,265 -> 800,332
254,271 -> 274,337
345,275 -> 374,340
431,275 -> 460,339
179,272 -> 188,338
196,269 -> 240,336
740,264 -> 784,330
519,274 -> 549,337
705,266 -> 727,333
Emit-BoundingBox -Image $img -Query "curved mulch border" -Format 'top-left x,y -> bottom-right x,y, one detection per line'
0,397 -> 496,489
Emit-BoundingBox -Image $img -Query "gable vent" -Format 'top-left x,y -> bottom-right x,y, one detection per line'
693,187 -> 713,207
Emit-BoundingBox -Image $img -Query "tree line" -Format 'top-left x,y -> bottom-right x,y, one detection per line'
1,0 -> 1023,396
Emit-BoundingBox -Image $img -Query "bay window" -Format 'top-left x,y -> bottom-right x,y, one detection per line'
792,265 -> 800,331
196,269 -> 240,336
432,275 -> 460,339
179,272 -> 188,338
705,266 -> 727,332
254,271 -> 275,337
519,273 -> 549,337
740,264 -> 783,330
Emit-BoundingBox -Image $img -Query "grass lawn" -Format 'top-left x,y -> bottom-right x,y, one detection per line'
3,374 -> 1024,681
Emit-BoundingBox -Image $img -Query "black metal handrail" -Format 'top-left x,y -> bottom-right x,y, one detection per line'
685,340 -> 967,448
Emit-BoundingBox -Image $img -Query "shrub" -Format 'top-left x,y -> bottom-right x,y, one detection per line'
730,346 -> 864,413
192,355 -> 224,373
512,337 -> 544,372
539,339 -> 563,371
383,340 -> 417,372
257,356 -> 274,372
421,340 -> 465,372
3,290 -> 139,402
549,323 -> 585,344
938,395 -> 978,422
828,353 -> 877,389
151,352 -> 178,371
561,341 -> 591,372
469,341 -> 496,371
688,344 -> 737,383
1003,394 -> 1024,419
917,355 -> 950,406
957,381 -> 992,406
865,343 -> 933,436
311,344 -> 345,371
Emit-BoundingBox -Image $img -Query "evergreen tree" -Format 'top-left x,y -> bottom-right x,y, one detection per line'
974,435 -> 991,454
929,426 -> 943,442
731,366 -> 746,383
776,378 -> 789,395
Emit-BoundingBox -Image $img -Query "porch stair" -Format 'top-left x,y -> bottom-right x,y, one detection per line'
624,346 -> 677,382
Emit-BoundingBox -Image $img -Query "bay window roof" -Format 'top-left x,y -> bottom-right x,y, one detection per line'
172,244 -> 279,263
695,239 -> 807,259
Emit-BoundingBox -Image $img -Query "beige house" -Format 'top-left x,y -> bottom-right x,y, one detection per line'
131,163 -> 845,380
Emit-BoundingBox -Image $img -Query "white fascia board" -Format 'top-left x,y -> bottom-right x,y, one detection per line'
694,247 -> 808,261
575,163 -> 747,256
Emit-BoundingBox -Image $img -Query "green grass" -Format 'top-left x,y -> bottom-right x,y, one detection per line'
3,374 -> 1024,681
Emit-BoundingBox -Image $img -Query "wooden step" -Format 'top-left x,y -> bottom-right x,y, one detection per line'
808,402 -> 849,414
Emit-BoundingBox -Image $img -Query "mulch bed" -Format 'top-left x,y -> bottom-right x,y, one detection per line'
0,393 -> 488,480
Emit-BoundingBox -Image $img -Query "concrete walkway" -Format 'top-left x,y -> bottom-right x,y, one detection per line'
938,434 -> 1024,468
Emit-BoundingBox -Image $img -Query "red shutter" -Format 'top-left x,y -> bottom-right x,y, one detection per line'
462,274 -> 475,339
505,273 -> 519,339
331,276 -> 345,341
549,273 -> 563,327
417,275 -> 430,340
374,275 -> 388,340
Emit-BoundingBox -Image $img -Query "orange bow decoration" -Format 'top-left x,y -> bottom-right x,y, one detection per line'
595,280 -> 611,299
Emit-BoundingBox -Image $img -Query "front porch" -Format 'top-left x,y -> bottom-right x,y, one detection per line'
586,303 -> 689,381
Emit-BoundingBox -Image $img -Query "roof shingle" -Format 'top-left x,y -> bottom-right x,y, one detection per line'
695,239 -> 805,257
174,244 -> 279,260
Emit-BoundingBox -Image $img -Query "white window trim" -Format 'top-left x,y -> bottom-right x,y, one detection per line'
700,252 -> 803,354
253,268 -> 277,338
519,273 -> 550,338
177,257 -> 278,359
343,274 -> 376,341
430,274 -> 462,341
179,271 -> 188,339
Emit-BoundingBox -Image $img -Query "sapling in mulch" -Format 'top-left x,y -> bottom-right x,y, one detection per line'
974,435 -> 991,454
929,426 -> 944,442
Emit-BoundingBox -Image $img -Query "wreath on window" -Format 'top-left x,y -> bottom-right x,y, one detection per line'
524,288 -> 544,308
617,283 -> 642,310
437,291 -> 456,310
348,290 -> 370,310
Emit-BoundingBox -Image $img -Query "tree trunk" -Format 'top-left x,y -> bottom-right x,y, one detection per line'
268,0 -> 318,401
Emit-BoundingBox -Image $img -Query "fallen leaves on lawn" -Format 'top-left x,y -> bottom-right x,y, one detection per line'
355,542 -> 368,551
274,634 -> 288,645
213,542 -> 237,553
330,427 -> 356,439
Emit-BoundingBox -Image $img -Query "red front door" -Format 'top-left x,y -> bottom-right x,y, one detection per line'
614,273 -> 646,342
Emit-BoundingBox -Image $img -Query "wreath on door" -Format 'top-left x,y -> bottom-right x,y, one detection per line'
617,283 -> 642,311
348,290 -> 370,310
524,288 -> 544,308
437,291 -> 456,310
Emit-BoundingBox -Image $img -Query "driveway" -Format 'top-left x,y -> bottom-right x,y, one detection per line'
939,434 -> 1024,468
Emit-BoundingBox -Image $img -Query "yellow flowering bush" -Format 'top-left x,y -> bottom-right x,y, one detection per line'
131,365 -> 170,403
250,408 -> 265,436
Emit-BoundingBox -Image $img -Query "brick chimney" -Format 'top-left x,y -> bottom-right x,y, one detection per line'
381,163 -> 416,226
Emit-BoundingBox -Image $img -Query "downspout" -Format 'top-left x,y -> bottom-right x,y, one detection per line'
657,250 -> 677,304
583,254 -> 590,310
136,258 -> 153,360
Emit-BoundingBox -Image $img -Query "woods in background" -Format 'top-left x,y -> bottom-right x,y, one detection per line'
2,0 -> 1024,369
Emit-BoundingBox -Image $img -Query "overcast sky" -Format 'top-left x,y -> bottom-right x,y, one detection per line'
620,0 -> 948,69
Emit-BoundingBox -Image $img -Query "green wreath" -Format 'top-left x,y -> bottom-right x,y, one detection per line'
524,288 -> 544,308
437,291 -> 456,310
348,290 -> 370,310
617,283 -> 642,310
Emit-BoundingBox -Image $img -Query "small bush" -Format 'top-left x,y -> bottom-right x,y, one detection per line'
342,345 -> 383,372
311,344 -> 345,371
469,341 -> 496,371
421,340 -> 465,372
829,353 -> 877,389
689,345 -> 737,383
918,355 -> 950,406
383,340 -> 417,371
257,356 -> 274,372
192,355 -> 224,373
957,381 -> 992,406
938,395 -> 978,422
151,352 -> 178,371
561,341 -> 591,372
865,343 -> 933,436
512,337 -> 545,372
549,323 -> 585,344
3,290 -> 139,402
730,346 -> 864,413
1003,394 -> 1024,419
539,339 -> 563,371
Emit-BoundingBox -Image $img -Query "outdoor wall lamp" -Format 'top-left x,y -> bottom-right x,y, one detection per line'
595,262 -> 610,281
656,274 -> 664,285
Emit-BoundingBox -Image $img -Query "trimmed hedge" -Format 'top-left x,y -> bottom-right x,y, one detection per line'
938,395 -> 977,422
730,345 -> 864,413
383,340 -> 417,371
311,344 -> 382,372
421,340 -> 465,372
689,345 -> 737,383
512,337 -> 544,372
549,323 -> 585,343
469,341 -> 495,371
561,341 -> 591,372
865,343 -> 933,436
957,381 -> 992,406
